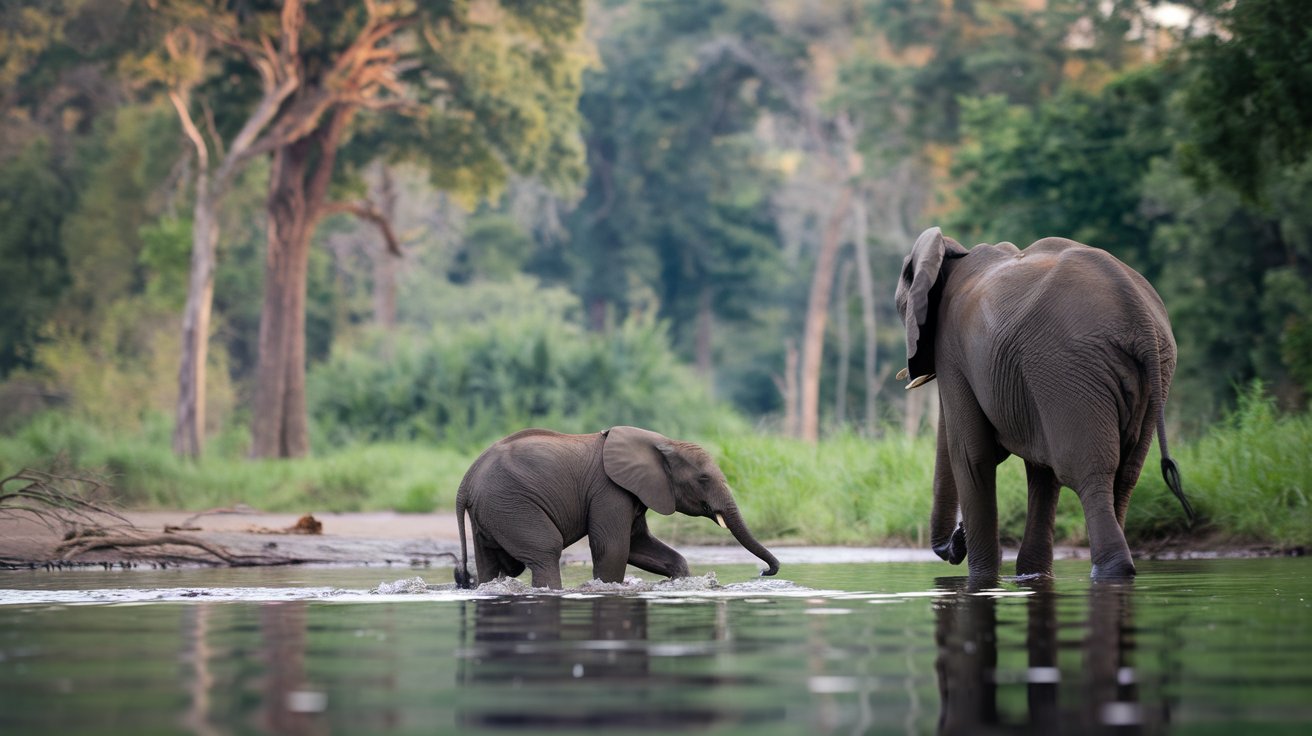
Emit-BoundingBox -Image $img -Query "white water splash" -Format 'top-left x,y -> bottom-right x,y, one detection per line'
0,571 -> 845,606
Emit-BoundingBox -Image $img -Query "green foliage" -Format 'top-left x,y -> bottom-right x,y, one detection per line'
1128,382 -> 1312,547
308,279 -> 746,450
137,215 -> 193,308
1178,0 -> 1312,201
0,137 -> 71,377
950,67 -> 1175,275
0,413 -> 476,512
4,403 -> 1308,549
447,213 -> 534,283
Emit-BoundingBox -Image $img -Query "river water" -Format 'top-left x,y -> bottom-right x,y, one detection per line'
1,557 -> 1309,734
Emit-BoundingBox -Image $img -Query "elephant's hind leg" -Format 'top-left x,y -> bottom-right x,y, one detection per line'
1075,471 -> 1135,578
473,533 -> 526,586
626,517 -> 690,580
1016,462 -> 1060,577
483,505 -> 564,589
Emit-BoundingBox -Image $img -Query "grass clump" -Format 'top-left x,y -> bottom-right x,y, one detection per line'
1128,382 -> 1312,547
0,413 -> 476,514
3,381 -> 1308,551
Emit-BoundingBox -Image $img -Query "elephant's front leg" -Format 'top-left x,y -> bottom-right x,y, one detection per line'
586,492 -> 640,583
1016,462 -> 1060,577
930,412 -> 967,565
626,516 -> 691,580
943,392 -> 1002,583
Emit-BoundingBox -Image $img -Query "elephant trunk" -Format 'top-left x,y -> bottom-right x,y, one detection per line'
720,504 -> 780,576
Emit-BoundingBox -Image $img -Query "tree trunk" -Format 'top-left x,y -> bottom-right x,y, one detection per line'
798,185 -> 853,443
774,339 -> 799,436
249,104 -> 352,459
695,284 -> 714,395
851,194 -> 880,433
172,184 -> 219,458
249,138 -> 315,458
834,258 -> 853,428
371,163 -> 398,330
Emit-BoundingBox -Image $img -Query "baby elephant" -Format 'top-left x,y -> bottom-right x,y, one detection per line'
453,426 -> 780,589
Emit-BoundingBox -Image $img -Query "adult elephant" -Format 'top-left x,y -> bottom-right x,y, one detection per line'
454,426 -> 780,589
895,227 -> 1193,580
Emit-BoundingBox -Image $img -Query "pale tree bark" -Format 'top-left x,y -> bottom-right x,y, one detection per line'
250,107 -> 354,458
695,284 -> 714,394
773,339 -> 800,437
834,258 -> 853,427
167,7 -> 303,459
371,163 -> 399,330
798,184 -> 853,442
850,192 -> 881,433
245,4 -> 413,458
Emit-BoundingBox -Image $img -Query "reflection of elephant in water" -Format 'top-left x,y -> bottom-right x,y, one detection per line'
895,228 -> 1193,580
457,596 -> 651,728
457,596 -> 765,729
933,577 -> 1168,734
454,426 -> 780,589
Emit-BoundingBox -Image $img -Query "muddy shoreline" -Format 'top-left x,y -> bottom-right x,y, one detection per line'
0,509 -> 1298,570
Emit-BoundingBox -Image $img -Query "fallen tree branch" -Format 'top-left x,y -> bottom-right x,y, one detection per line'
56,534 -> 296,566
1,469 -> 309,567
0,468 -> 130,534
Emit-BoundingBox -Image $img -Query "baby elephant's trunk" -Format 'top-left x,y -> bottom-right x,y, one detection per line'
721,504 -> 780,576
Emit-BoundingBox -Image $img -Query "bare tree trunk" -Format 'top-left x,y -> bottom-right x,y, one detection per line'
172,190 -> 219,458
851,194 -> 880,433
166,8 -> 303,459
903,385 -> 924,437
696,284 -> 714,395
588,297 -> 609,333
834,259 -> 853,429
775,339 -> 800,436
250,138 -> 315,459
371,163 -> 398,330
798,186 -> 853,442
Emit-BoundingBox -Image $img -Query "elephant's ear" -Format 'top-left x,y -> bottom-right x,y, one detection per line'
602,426 -> 676,515
901,227 -> 965,381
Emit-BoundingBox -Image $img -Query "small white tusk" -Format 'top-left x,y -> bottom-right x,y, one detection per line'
895,367 -> 909,381
905,373 -> 936,390
715,513 -> 728,529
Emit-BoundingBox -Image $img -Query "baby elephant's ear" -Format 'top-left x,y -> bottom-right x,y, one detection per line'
603,426 -> 676,515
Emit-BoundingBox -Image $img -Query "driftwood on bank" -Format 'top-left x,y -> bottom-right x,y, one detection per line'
0,470 -> 313,567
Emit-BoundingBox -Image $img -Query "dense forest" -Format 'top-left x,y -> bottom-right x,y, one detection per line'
1,0 -> 1309,468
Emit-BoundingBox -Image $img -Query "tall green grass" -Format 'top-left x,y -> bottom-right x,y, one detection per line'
0,413 -> 477,513
2,384 -> 1307,549
1126,383 -> 1312,547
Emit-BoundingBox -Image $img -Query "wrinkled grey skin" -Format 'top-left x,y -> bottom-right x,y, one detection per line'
453,426 -> 780,589
895,228 -> 1192,581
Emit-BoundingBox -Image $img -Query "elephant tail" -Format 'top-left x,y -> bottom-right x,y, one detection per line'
1147,335 -> 1195,526
454,481 -> 474,589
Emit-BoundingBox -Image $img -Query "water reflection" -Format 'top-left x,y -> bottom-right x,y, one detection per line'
933,577 -> 1170,734
456,595 -> 780,729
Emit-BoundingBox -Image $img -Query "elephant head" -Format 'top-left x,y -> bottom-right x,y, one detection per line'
894,226 -> 968,387
603,426 -> 780,576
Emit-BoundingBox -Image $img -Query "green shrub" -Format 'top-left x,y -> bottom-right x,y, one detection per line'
308,288 -> 746,450
1128,381 -> 1312,546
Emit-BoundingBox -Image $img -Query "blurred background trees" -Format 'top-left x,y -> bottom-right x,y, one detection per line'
2,0 -> 1309,458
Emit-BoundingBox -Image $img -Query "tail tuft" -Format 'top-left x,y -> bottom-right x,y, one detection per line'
454,566 -> 473,589
1161,457 -> 1195,526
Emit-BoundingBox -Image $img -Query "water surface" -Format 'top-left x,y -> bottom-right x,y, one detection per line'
1,558 -> 1309,734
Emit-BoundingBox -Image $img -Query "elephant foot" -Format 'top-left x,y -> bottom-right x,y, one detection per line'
932,522 -> 967,565
1090,558 -> 1136,579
